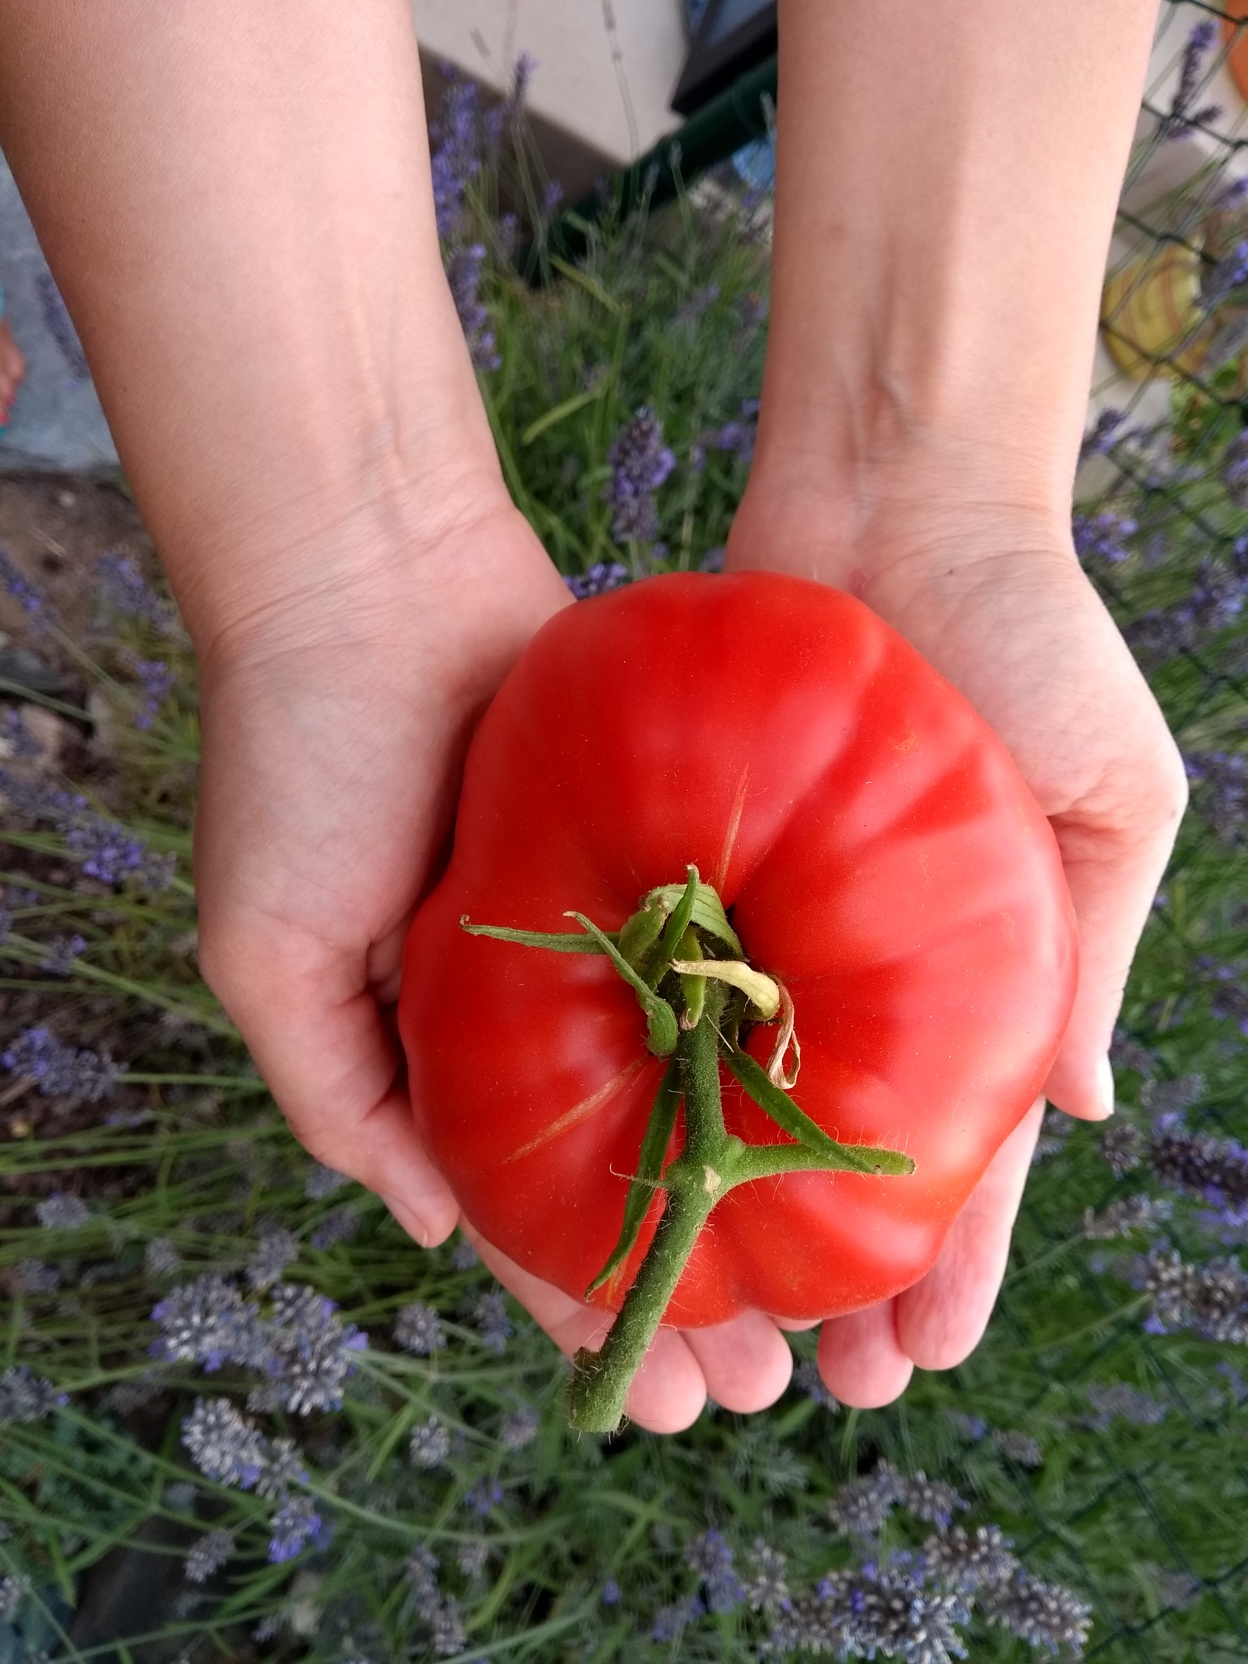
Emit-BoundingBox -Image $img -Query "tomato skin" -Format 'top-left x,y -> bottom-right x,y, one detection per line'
399,572 -> 1077,1327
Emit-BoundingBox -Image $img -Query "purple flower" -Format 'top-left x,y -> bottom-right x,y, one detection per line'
95,551 -> 178,632
500,1403 -> 539,1450
394,1299 -> 447,1356
4,1028 -> 122,1102
0,1365 -> 68,1424
444,243 -> 499,371
992,1429 -> 1043,1468
0,549 -> 56,632
123,653 -> 174,730
309,1203 -> 359,1251
430,71 -> 481,241
1150,1119 -> 1248,1208
1138,1247 -> 1248,1344
471,1287 -> 513,1354
268,1494 -> 329,1564
564,560 -> 628,600
1,769 -> 178,888
1072,509 -> 1136,564
742,1540 -> 790,1614
451,1235 -> 480,1270
464,1477 -> 504,1518
1,708 -> 42,759
185,1528 -> 234,1584
1158,20 -> 1222,141
1083,1381 -> 1168,1429
304,1161 -> 350,1199
35,270 -> 90,382
410,1417 -> 451,1469
1202,239 -> 1248,312
979,1569 -> 1093,1657
39,934 -> 86,976
685,1529 -> 744,1612
1078,408 -> 1127,464
827,1462 -> 908,1539
246,1228 -> 298,1291
650,1593 -> 705,1643
604,407 -> 675,545
793,1356 -> 840,1411
923,1525 -> 1019,1594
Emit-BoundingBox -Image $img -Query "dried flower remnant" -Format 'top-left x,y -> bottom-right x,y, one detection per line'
991,1429 -> 1044,1468
457,1539 -> 490,1578
304,1162 -> 351,1200
978,1570 -> 1093,1658
247,1228 -> 298,1291
499,1404 -> 539,1450
144,1237 -> 181,1276
1139,1248 -> 1248,1343
0,1366 -> 67,1424
309,1203 -> 360,1250
1082,1193 -> 1173,1239
394,1299 -> 447,1356
1083,1382 -> 1169,1429
1098,1120 -> 1143,1177
471,1287 -> 513,1354
182,1396 -> 269,1489
604,407 -> 676,546
923,1525 -> 1020,1594
564,561 -> 629,600
34,1191 -> 92,1228
742,1540 -> 790,1614
1150,1119 -> 1248,1208
13,1259 -> 59,1295
410,1417 -> 451,1469
185,1527 -> 234,1584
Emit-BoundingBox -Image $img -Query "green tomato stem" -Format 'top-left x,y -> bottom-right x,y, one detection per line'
566,1011 -> 726,1433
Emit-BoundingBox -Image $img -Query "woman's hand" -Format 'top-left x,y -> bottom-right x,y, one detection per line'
723,488 -> 1189,1408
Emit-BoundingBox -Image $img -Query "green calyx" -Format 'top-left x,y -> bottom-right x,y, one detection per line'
462,866 -> 915,1434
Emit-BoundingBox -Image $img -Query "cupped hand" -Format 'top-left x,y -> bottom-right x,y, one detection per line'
191,487 -> 800,1433
723,489 -> 1189,1410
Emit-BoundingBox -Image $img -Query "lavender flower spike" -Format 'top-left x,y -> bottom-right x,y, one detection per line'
605,407 -> 676,546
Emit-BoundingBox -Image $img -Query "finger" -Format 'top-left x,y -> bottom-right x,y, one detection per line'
1042,719 -> 1187,1123
817,1300 -> 913,1409
895,1096 -> 1044,1369
682,1310 -> 794,1413
467,1229 -> 708,1433
198,921 -> 459,1246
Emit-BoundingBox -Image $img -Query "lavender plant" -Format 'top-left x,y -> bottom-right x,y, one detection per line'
1,70 -> 1247,1664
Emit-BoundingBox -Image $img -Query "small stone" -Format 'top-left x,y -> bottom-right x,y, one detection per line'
57,491 -> 75,509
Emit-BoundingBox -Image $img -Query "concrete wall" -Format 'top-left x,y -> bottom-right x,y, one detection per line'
413,0 -> 686,199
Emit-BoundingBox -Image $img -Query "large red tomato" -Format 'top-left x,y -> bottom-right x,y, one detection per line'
399,571 -> 1077,1328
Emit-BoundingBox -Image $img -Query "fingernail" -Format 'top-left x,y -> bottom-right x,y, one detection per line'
381,1193 -> 431,1247
1092,1054 -> 1115,1120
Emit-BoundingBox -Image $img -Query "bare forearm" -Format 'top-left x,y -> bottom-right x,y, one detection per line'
752,0 -> 1159,541
0,1 -> 500,647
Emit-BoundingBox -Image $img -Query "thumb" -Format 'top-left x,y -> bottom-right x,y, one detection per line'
1042,776 -> 1187,1122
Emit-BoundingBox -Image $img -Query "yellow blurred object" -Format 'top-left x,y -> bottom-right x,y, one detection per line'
1100,242 -> 1206,379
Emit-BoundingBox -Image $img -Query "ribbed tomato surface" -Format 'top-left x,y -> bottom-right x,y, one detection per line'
399,572 -> 1077,1326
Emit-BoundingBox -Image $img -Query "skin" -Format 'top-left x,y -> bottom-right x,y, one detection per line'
0,316 -> 24,425
0,0 -> 1185,1433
